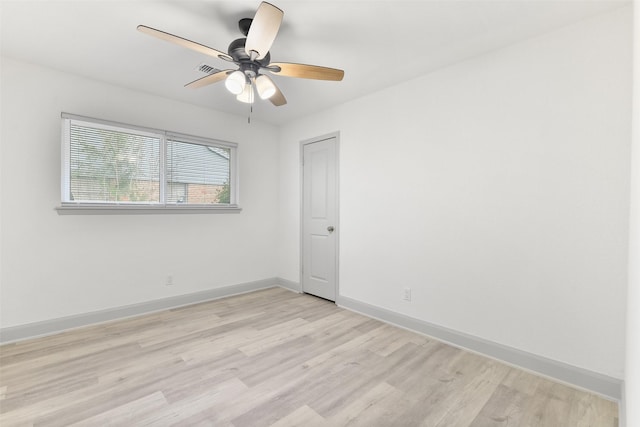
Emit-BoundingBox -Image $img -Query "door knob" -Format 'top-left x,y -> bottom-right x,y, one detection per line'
327,226 -> 335,232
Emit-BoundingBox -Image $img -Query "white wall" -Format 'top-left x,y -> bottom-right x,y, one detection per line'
624,2 -> 639,425
0,58 -> 280,327
278,7 -> 632,378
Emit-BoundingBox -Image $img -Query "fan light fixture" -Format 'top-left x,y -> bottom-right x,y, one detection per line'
225,70 -> 246,95
236,83 -> 255,104
138,1 -> 345,109
255,74 -> 276,99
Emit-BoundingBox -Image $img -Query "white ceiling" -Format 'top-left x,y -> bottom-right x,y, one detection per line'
0,0 -> 629,125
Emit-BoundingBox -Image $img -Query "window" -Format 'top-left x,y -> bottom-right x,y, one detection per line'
60,114 -> 239,213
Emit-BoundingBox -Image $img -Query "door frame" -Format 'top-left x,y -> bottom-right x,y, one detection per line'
299,132 -> 340,301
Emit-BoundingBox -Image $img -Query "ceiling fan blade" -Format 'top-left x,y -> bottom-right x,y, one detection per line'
269,81 -> 287,107
245,2 -> 283,60
269,62 -> 344,81
185,69 -> 233,89
137,25 -> 233,62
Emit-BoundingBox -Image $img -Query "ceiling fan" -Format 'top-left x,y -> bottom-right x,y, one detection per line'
138,1 -> 344,107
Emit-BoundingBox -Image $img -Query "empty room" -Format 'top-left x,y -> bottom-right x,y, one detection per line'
1,0 -> 638,426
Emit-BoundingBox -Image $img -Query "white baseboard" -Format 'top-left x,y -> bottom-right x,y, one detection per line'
619,381 -> 626,427
275,277 -> 302,293
335,294 -> 622,401
0,278 -> 282,344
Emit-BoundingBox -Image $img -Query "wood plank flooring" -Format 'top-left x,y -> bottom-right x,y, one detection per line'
0,287 -> 618,426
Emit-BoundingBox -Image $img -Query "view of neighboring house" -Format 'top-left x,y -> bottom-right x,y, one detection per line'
167,143 -> 230,204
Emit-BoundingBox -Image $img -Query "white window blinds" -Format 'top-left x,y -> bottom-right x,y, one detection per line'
62,115 -> 237,208
69,122 -> 161,203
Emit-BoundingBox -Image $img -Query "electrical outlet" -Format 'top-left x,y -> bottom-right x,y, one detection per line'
166,275 -> 174,286
403,287 -> 411,301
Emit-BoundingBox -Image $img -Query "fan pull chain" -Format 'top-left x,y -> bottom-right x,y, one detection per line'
247,82 -> 253,124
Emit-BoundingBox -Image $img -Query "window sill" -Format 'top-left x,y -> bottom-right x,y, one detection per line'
56,203 -> 242,215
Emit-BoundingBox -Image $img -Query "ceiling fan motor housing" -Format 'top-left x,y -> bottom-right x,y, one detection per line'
227,37 -> 271,80
238,18 -> 253,36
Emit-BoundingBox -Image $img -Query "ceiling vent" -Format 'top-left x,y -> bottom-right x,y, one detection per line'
196,63 -> 220,75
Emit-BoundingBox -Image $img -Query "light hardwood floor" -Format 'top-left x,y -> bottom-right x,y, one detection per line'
0,287 -> 618,426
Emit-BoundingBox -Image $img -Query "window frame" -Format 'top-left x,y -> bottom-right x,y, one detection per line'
57,113 -> 241,215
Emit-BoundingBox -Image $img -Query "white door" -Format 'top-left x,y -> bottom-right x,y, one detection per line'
302,136 -> 338,301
